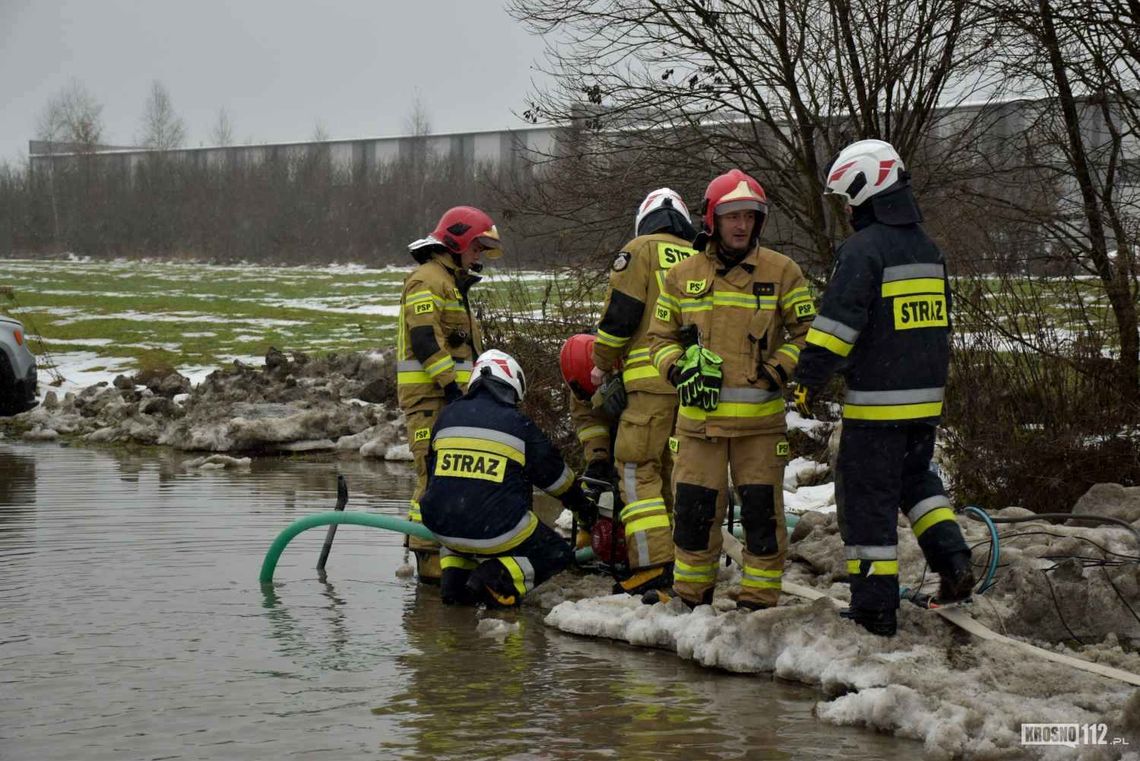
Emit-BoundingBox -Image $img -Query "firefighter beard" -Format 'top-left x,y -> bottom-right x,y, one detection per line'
613,391 -> 677,572
671,433 -> 788,608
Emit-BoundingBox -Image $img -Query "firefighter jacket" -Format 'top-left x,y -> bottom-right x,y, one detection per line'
648,242 -> 815,437
594,233 -> 698,394
419,385 -> 579,555
397,254 -> 484,414
794,186 -> 950,426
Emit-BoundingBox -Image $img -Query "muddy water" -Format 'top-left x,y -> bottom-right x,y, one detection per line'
0,440 -> 916,760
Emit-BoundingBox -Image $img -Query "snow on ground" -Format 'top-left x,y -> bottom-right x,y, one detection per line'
541,503 -> 1140,759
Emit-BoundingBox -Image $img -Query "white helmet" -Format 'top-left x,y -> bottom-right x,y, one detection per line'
634,187 -> 691,235
825,140 -> 905,207
468,349 -> 527,403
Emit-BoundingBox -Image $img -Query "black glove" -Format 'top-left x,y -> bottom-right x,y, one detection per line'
562,483 -> 598,529
756,361 -> 782,391
584,458 -> 617,485
597,373 -> 628,418
443,381 -> 463,403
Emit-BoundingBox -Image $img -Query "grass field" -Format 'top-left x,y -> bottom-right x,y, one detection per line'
0,257 -> 590,390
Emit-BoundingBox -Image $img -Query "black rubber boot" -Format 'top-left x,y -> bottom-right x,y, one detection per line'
615,564 -> 674,596
840,607 -> 898,637
937,551 -> 975,604
641,586 -> 712,609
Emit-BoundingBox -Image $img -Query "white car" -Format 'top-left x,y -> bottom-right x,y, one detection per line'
0,315 -> 37,415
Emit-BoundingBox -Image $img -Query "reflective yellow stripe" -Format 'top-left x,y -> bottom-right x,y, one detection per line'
713,292 -> 767,309
596,328 -> 630,348
432,436 -> 525,465
674,559 -> 717,582
626,514 -> 671,535
441,554 -> 478,571
882,278 -> 945,297
846,559 -> 899,575
912,507 -> 957,539
677,398 -> 785,421
462,513 -> 539,555
679,298 -> 713,313
620,498 -> 666,523
658,293 -> 680,311
843,401 -> 944,421
776,343 -> 800,361
653,344 -> 683,369
627,348 -> 651,361
408,500 -> 422,522
501,557 -> 529,596
424,355 -> 455,378
456,370 -> 471,384
398,371 -> 433,385
781,287 -> 811,307
622,365 -> 661,383
405,290 -> 434,304
806,327 -> 854,357
577,425 -> 609,442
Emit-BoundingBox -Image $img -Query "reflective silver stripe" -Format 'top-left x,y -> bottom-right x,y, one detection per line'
720,386 -> 783,403
433,426 -> 525,453
632,532 -> 649,568
907,494 -> 952,524
432,511 -> 533,550
623,462 -> 638,505
883,263 -> 944,282
514,556 -> 536,591
845,545 -> 898,560
811,315 -> 860,343
541,463 -> 574,495
845,387 -> 945,405
455,361 -> 473,372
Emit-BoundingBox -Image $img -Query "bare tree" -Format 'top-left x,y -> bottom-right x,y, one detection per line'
138,80 -> 186,150
36,79 -> 105,150
404,89 -> 432,136
210,108 -> 234,146
507,0 -> 997,270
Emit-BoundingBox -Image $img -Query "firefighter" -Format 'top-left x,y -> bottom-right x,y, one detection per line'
584,188 -> 698,595
398,206 -> 500,584
791,140 -> 974,637
645,170 -> 815,610
419,350 -> 595,607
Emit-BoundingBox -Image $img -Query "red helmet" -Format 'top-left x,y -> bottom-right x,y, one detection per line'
590,517 -> 627,565
560,333 -> 598,398
701,169 -> 768,233
430,206 -> 502,258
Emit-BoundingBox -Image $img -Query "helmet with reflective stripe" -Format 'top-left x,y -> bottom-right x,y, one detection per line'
469,349 -> 527,403
634,188 -> 692,236
825,139 -> 905,207
701,169 -> 768,233
411,206 -> 502,260
559,333 -> 598,398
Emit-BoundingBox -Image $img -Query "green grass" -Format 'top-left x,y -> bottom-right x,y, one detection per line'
0,259 -> 592,375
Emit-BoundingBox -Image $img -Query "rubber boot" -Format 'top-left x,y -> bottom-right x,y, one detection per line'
615,563 -> 673,596
413,550 -> 442,585
641,586 -> 712,609
736,599 -> 771,613
840,607 -> 897,637
465,561 -> 521,608
937,551 -> 975,604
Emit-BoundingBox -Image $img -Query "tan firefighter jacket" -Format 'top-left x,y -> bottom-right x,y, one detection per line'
397,254 -> 483,414
593,232 -> 698,394
647,242 -> 815,437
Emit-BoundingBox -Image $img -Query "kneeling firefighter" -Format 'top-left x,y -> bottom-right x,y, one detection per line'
398,206 -> 500,583
584,188 -> 699,595
791,140 -> 973,636
419,349 -> 596,607
646,169 -> 815,610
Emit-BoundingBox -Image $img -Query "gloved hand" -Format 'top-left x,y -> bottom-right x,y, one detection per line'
443,381 -> 463,403
583,458 -> 617,486
756,361 -> 782,391
670,345 -> 704,407
597,373 -> 627,418
788,381 -> 815,418
562,483 -> 598,528
696,347 -> 723,411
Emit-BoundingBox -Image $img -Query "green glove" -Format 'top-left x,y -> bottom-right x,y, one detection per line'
671,345 -> 704,407
697,348 -> 723,411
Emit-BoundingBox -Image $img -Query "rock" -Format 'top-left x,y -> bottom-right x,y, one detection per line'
265,346 -> 289,372
22,426 -> 59,441
84,426 -> 118,443
157,372 -> 191,397
1071,483 -> 1140,525
42,391 -> 58,410
357,377 -> 394,404
335,428 -> 377,451
141,397 -> 176,417
992,505 -> 1037,520
113,374 -> 135,390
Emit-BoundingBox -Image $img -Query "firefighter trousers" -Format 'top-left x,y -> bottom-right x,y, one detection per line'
404,404 -> 442,578
614,391 -> 677,571
837,423 -> 969,611
438,519 -> 573,606
671,432 -> 788,607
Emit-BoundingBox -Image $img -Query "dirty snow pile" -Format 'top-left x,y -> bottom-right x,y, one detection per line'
542,481 -> 1140,760
7,348 -> 411,457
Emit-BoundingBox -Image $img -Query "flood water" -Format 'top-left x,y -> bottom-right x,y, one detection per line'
0,439 -> 917,760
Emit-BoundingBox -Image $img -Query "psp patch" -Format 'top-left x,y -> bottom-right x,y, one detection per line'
668,436 -> 679,454
434,449 -> 508,483
612,252 -> 631,272
414,427 -> 431,442
776,440 -> 789,457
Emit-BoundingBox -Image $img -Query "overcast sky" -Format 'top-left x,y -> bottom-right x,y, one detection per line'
0,0 -> 553,163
